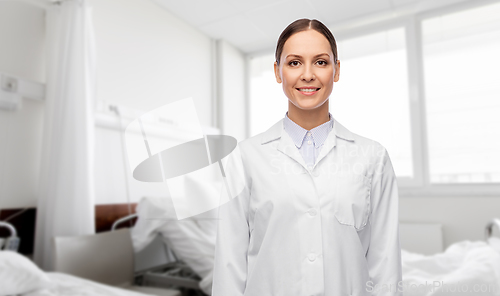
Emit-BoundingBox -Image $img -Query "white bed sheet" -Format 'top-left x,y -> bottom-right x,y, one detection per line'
401,237 -> 500,296
22,272 -> 153,296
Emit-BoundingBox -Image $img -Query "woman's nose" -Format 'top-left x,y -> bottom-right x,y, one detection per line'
301,65 -> 315,81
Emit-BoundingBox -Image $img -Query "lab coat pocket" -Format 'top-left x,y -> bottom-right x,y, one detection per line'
332,174 -> 371,231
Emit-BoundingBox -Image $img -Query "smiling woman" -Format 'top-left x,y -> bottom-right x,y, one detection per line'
273,19 -> 340,130
212,18 -> 402,296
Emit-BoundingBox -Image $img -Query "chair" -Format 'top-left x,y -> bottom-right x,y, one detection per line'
52,228 -> 180,296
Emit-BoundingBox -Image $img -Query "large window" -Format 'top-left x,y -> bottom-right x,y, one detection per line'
422,2 -> 500,184
332,27 -> 413,178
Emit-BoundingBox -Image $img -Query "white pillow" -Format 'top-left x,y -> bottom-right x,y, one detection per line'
0,250 -> 52,296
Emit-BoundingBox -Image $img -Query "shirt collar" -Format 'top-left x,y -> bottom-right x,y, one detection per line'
260,116 -> 354,146
283,111 -> 334,148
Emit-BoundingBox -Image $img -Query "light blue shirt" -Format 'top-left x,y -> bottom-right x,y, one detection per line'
283,111 -> 334,170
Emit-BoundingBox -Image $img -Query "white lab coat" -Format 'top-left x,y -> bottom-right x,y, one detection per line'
212,117 -> 403,296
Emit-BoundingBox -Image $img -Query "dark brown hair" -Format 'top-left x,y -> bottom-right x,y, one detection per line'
275,19 -> 338,66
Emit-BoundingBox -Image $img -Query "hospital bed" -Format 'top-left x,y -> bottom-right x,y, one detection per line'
112,217 -> 204,294
400,219 -> 500,296
113,197 -> 214,296
0,221 -> 20,251
0,221 -> 181,296
124,196 -> 500,296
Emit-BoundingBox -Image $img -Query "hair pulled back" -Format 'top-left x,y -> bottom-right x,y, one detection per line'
275,19 -> 338,66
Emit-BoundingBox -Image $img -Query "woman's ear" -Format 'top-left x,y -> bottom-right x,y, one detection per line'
274,61 -> 282,83
334,60 -> 340,82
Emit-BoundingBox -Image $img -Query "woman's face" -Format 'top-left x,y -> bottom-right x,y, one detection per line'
274,29 -> 340,111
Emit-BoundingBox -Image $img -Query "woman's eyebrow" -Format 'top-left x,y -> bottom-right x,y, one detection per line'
286,53 -> 331,59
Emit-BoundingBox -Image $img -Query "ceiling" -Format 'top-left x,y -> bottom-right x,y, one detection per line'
153,0 -> 472,55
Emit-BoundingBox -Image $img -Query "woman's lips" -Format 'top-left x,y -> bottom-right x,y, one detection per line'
296,88 -> 320,96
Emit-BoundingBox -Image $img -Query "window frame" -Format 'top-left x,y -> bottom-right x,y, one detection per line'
246,0 -> 500,197
411,0 -> 500,197
332,17 -> 420,189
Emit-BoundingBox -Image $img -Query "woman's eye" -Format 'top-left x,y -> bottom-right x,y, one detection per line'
317,60 -> 327,66
289,61 -> 300,66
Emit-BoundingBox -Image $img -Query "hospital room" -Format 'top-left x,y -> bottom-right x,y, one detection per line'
1,0 -> 500,295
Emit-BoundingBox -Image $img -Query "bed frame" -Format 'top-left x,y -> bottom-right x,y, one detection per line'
486,218 -> 500,240
113,213 -> 204,295
0,204 -> 138,255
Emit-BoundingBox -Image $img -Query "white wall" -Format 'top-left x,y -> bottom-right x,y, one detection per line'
400,197 -> 500,249
88,0 -> 213,126
217,40 -> 247,142
0,2 -> 46,83
89,0 -> 215,204
94,34 -> 248,205
94,125 -> 173,205
0,1 -> 45,209
0,0 -> 215,207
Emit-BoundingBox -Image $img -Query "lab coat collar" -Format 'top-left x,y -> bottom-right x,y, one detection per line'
260,117 -> 355,169
260,117 -> 354,145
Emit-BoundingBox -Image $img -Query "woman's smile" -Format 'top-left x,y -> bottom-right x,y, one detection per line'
296,87 -> 321,96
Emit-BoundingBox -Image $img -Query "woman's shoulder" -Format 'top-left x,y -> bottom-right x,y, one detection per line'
238,118 -> 283,149
333,119 -> 385,148
333,119 -> 391,167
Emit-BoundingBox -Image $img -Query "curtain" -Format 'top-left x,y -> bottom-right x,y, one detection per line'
34,0 -> 96,270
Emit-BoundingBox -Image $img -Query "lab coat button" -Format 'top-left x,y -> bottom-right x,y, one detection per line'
308,209 -> 317,216
307,165 -> 313,171
308,253 -> 316,262
307,140 -> 312,145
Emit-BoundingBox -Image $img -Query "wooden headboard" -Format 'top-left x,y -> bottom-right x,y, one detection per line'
0,203 -> 138,255
95,203 -> 138,233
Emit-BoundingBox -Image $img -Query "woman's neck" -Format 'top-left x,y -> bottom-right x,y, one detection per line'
287,101 -> 330,130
